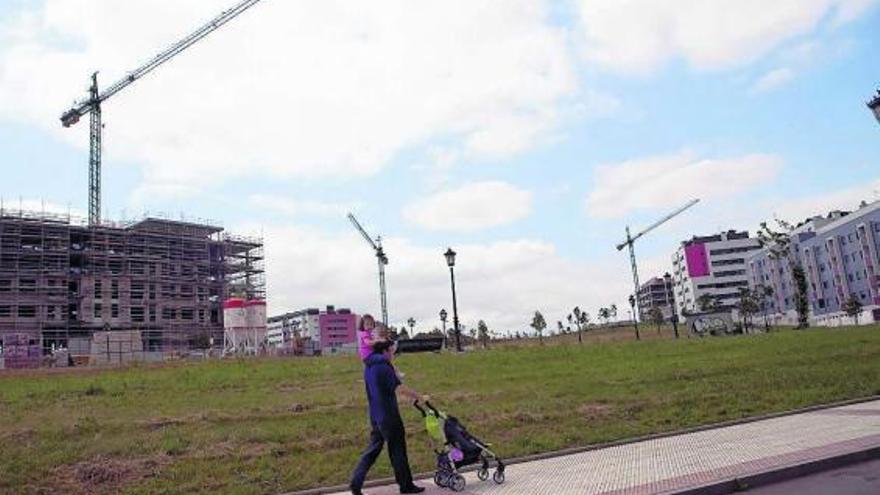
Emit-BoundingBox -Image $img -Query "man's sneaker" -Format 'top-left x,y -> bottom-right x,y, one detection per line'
400,486 -> 425,494
350,486 -> 364,495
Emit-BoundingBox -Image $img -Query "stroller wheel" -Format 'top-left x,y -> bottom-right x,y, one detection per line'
477,468 -> 489,481
493,470 -> 505,484
449,474 -> 466,492
433,472 -> 448,487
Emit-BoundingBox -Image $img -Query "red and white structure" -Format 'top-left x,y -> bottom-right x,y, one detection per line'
223,298 -> 267,355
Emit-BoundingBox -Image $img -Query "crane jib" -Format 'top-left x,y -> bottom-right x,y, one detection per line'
57,0 -> 265,225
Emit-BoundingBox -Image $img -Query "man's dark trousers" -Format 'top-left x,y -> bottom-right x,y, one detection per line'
351,420 -> 414,490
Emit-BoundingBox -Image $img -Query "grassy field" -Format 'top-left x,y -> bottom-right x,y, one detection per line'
1,325 -> 879,494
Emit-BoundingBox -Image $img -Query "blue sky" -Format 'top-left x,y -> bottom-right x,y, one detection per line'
1,0 -> 879,331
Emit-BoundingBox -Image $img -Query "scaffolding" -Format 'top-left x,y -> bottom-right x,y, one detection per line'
0,206 -> 264,363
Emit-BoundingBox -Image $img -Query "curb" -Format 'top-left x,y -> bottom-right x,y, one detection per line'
283,394 -> 880,495
661,445 -> 880,495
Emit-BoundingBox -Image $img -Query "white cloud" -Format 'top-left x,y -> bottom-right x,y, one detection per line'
773,178 -> 880,222
585,150 -> 784,219
259,223 -> 634,333
247,194 -> 355,218
0,0 -> 578,196
751,67 -> 796,93
403,181 -> 533,231
572,0 -> 877,74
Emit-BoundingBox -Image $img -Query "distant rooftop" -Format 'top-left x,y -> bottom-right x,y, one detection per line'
127,217 -> 223,236
683,230 -> 751,246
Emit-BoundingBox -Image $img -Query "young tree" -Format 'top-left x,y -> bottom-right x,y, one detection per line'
609,304 -> 618,323
530,311 -> 547,344
598,307 -> 611,326
697,293 -> 719,313
477,320 -> 490,349
757,220 -> 810,328
736,287 -> 760,333
407,317 -> 416,336
754,284 -> 774,331
843,296 -> 864,325
649,307 -> 664,335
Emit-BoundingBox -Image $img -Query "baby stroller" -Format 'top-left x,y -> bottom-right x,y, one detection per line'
414,400 -> 505,492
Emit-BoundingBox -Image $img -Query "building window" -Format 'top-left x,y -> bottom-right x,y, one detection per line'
94,303 -> 102,318
163,307 -> 176,321
94,280 -> 102,299
20,279 -> 36,293
0,306 -> 11,318
848,273 -> 854,282
47,306 -> 56,320
0,280 -> 10,292
111,304 -> 119,318
131,307 -> 145,323
111,280 -> 119,299
149,305 -> 156,323
18,306 -> 37,318
181,308 -> 194,321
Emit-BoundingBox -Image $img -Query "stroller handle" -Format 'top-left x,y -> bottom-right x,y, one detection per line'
413,400 -> 441,417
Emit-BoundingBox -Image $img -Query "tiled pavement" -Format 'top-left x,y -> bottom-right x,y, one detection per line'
332,400 -> 880,495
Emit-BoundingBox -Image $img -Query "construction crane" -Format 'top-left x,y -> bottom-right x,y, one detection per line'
616,199 -> 700,338
60,0 -> 263,225
347,213 -> 390,328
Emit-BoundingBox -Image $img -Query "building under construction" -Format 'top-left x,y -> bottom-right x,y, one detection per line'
0,207 -> 264,361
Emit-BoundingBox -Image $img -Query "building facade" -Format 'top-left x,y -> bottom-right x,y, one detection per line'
748,202 -> 880,326
267,306 -> 357,355
0,208 -> 264,358
671,230 -> 761,317
637,276 -> 675,320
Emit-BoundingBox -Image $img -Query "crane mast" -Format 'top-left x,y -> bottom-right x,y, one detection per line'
60,0 -> 263,225
347,213 -> 390,327
615,199 -> 700,337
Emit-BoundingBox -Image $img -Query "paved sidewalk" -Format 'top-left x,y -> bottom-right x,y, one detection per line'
333,400 -> 880,495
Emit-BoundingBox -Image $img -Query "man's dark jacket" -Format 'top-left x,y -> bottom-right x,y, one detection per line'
363,353 -> 402,426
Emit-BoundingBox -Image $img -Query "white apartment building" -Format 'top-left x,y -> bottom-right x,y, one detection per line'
671,230 -> 762,317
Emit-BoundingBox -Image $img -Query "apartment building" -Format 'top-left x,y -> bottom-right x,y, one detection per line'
748,201 -> 880,326
637,276 -> 675,320
671,230 -> 761,317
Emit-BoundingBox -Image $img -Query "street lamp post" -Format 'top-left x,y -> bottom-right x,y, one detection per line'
444,248 -> 462,352
439,308 -> 448,349
664,272 -> 679,339
628,294 -> 640,341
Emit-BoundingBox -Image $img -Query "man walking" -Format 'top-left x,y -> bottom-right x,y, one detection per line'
350,340 -> 426,495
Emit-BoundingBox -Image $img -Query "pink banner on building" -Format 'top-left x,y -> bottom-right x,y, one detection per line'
685,243 -> 711,278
